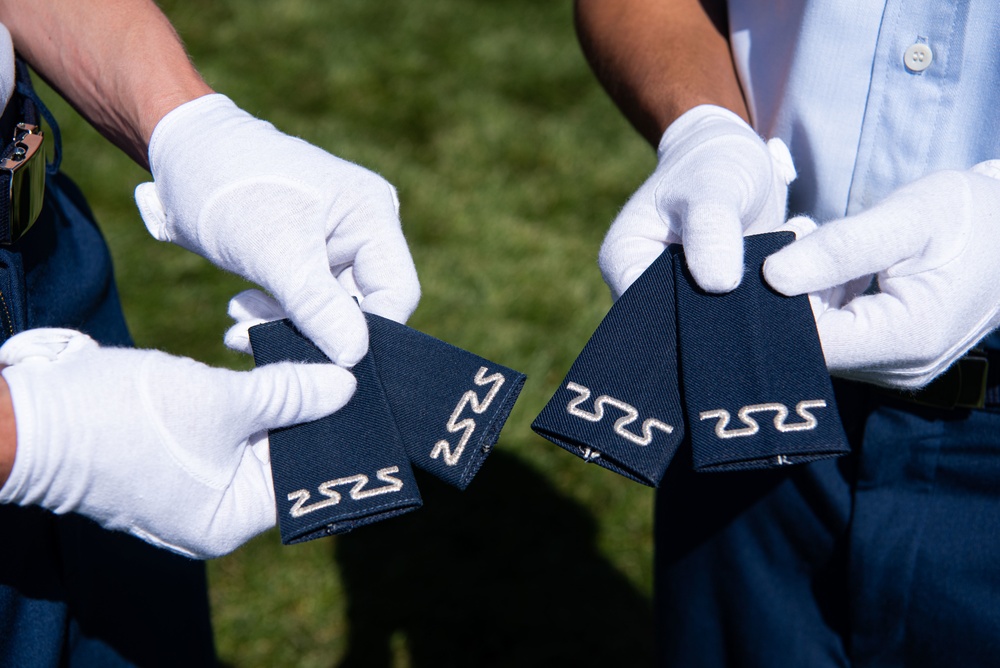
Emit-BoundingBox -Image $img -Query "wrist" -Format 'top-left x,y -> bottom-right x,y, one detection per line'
138,79 -> 215,155
0,363 -> 45,506
146,93 -> 244,181
657,104 -> 757,160
0,367 -> 15,493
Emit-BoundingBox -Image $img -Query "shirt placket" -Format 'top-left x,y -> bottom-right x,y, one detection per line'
846,0 -> 964,216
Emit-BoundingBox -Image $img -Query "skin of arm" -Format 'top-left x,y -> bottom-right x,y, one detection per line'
574,0 -> 747,146
0,0 -> 213,487
0,0 -> 213,168
0,374 -> 12,486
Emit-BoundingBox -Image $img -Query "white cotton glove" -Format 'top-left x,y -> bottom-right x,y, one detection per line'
763,162 -> 1000,389
0,328 -> 356,558
599,104 -> 797,298
224,288 -> 289,356
135,94 -> 420,367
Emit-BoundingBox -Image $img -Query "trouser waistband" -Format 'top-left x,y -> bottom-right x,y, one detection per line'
880,347 -> 1000,411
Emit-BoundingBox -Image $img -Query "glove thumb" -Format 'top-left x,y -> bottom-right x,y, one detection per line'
239,361 -> 357,435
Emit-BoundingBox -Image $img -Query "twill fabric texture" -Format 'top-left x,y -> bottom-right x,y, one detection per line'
534,232 -> 845,484
249,315 -> 525,543
677,232 -> 847,471
532,245 -> 685,485
250,319 -> 422,543
367,315 -> 525,490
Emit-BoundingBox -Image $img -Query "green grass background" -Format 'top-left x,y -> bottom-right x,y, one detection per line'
38,0 -> 658,664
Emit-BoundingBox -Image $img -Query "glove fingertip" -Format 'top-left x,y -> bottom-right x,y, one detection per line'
309,364 -> 358,412
761,254 -> 802,296
602,262 -> 651,301
223,322 -> 253,355
686,245 -> 743,293
334,342 -> 367,369
297,308 -> 369,368
694,269 -> 741,293
246,362 -> 357,432
598,237 -> 670,300
359,288 -> 420,325
775,215 -> 819,240
766,137 -> 797,185
227,289 -> 286,323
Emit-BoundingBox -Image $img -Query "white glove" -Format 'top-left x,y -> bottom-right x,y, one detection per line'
224,288 -> 289,356
0,328 -> 356,558
135,94 -> 420,367
599,104 -> 796,298
763,162 -> 1000,389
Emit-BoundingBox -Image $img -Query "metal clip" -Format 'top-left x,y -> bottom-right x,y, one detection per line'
1,122 -> 45,244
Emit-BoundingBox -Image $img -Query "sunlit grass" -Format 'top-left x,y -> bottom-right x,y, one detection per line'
38,0 -> 657,664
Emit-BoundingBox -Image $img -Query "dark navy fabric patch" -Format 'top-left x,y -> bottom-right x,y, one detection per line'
531,247 -> 686,486
674,232 -> 849,472
367,313 -> 526,490
249,319 -> 422,544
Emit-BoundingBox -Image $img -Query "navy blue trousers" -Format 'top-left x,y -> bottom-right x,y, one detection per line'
0,173 -> 216,666
654,379 -> 1000,667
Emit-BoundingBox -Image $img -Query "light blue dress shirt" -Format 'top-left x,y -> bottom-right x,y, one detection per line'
729,1 -> 1000,223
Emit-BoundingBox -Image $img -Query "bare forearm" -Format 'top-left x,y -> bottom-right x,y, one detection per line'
0,373 -> 14,487
0,0 -> 213,168
575,0 -> 747,146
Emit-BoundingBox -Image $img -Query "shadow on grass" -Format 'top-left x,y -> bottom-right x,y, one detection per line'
334,451 -> 652,667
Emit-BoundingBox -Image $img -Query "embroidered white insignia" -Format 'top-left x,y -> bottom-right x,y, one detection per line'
698,400 -> 827,439
287,466 -> 405,518
565,381 -> 674,446
430,367 -> 506,466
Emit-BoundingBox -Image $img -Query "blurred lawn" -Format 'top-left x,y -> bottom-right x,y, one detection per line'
38,0 -> 658,665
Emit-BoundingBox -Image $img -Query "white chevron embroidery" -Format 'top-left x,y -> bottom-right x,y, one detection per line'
430,367 -> 506,466
699,400 -> 827,439
565,382 -> 674,446
287,466 -> 405,518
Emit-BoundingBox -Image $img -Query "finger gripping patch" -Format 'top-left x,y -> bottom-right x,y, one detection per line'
249,320 -> 422,544
675,232 -> 849,471
249,315 -> 527,543
532,232 -> 849,485
531,246 -> 686,487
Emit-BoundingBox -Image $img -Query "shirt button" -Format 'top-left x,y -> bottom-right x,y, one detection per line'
904,43 -> 933,72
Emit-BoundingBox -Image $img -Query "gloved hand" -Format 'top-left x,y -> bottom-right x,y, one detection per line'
763,162 -> 1000,389
224,288 -> 289,356
134,94 -> 420,367
0,328 -> 356,558
599,104 -> 796,298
